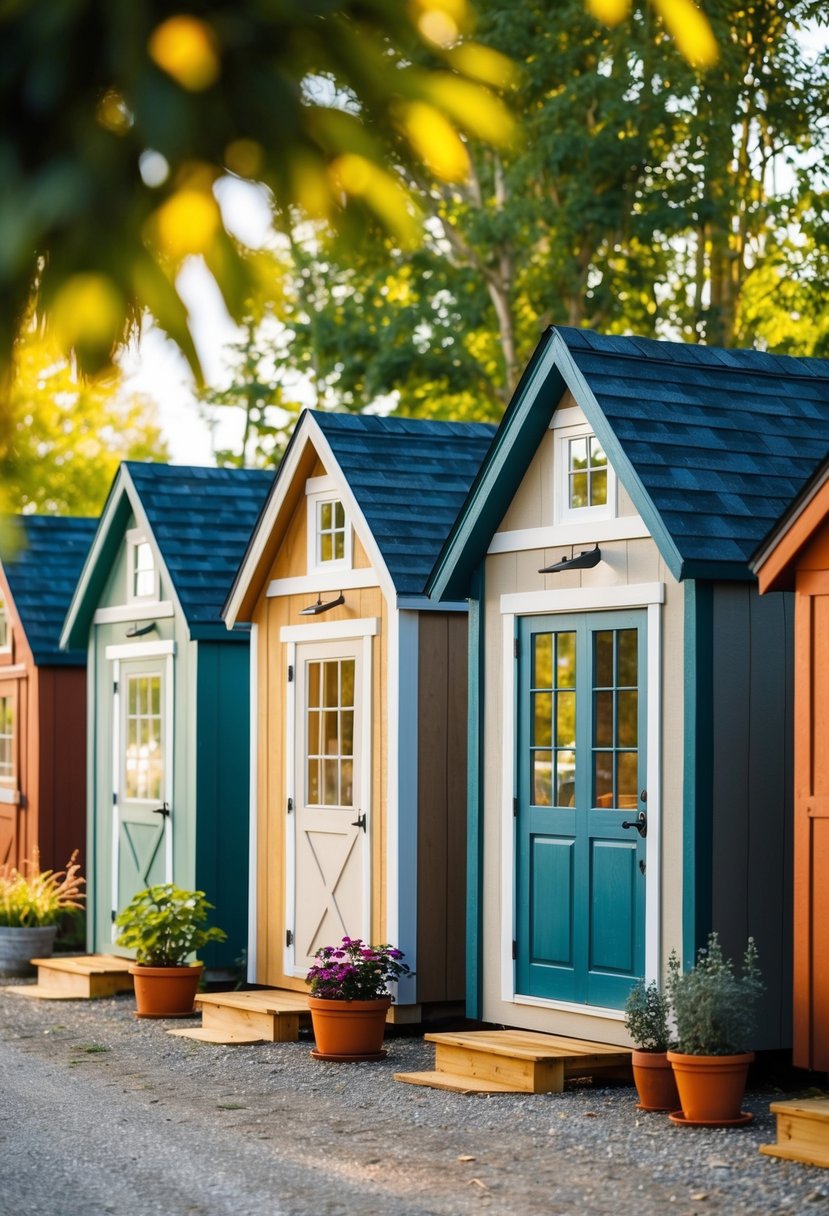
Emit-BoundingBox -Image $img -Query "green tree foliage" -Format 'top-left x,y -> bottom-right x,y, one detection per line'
3,329 -> 167,515
242,0 -> 829,425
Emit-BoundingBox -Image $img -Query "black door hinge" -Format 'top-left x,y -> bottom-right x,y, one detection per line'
512,940 -> 517,961
287,796 -> 293,814
288,664 -> 294,683
113,680 -> 118,695
286,929 -> 294,948
111,909 -> 116,923
513,797 -> 518,818
112,792 -> 117,806
514,636 -> 519,660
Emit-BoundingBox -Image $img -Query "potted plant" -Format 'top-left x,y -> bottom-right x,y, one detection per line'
0,850 -> 85,976
305,936 -> 412,1061
624,978 -> 679,1112
666,932 -> 763,1126
114,884 -> 226,1018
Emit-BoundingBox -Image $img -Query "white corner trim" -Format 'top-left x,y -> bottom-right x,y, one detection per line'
93,601 -> 175,626
279,617 -> 380,643
500,582 -> 665,617
266,569 -> 379,598
104,640 -> 176,660
247,622 -> 259,985
644,600 -> 662,984
500,613 -> 517,1004
489,515 -> 650,556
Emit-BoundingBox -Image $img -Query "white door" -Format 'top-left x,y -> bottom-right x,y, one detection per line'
111,655 -> 173,937
288,638 -> 370,974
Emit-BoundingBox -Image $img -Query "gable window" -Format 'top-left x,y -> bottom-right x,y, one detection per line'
127,530 -> 159,603
556,423 -> 617,525
0,695 -> 13,780
0,599 -> 8,652
306,477 -> 352,574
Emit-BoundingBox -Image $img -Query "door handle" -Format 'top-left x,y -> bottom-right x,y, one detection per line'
151,802 -> 171,818
351,811 -> 366,832
621,810 -> 647,838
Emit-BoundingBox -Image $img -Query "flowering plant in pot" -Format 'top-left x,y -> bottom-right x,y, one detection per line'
115,884 -> 226,1018
666,932 -> 763,1126
624,979 -> 678,1112
0,850 -> 85,976
305,936 -> 412,1061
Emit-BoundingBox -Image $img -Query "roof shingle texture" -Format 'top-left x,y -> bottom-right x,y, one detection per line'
313,412 -> 496,594
1,515 -> 97,664
560,328 -> 829,571
125,463 -> 274,625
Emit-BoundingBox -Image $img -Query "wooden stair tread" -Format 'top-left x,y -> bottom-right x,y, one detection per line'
30,954 -> 132,976
425,1029 -> 631,1063
760,1145 -> 829,1169
6,984 -> 94,1001
167,1027 -> 267,1045
195,989 -> 308,1014
768,1097 -> 829,1121
394,1070 -> 523,1094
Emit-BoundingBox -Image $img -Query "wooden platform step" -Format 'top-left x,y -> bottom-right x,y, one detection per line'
395,1029 -> 632,1094
7,954 -> 134,1000
168,988 -> 310,1045
760,1098 -> 829,1169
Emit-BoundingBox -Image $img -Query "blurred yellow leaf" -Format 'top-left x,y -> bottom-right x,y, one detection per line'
410,0 -> 469,46
149,15 -> 221,91
652,0 -> 717,66
329,155 -> 420,246
290,153 -> 333,220
586,0 -> 631,24
153,189 -> 221,259
443,43 -> 517,89
399,103 -> 471,181
51,275 -> 124,351
423,75 -> 514,145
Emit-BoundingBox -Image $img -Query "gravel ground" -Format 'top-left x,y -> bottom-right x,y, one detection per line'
0,977 -> 827,1216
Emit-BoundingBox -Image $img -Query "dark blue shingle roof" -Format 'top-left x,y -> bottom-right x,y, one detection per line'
1,515 -> 97,664
312,412 -> 496,595
124,463 -> 274,626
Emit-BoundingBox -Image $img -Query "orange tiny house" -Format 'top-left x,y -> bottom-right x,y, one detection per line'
753,456 -> 829,1073
224,411 -> 494,1016
0,516 -> 95,873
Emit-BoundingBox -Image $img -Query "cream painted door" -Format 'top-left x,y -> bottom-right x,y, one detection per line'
289,638 -> 370,974
112,656 -> 173,937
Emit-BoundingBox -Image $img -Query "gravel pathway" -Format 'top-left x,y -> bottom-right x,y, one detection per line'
0,978 -> 827,1216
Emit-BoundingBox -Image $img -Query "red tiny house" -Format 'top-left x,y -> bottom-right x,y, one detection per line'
0,517 -> 95,875
754,461 -> 829,1073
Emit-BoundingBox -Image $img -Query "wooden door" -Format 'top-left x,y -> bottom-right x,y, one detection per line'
0,678 -> 19,868
112,657 -> 172,931
289,639 -> 369,974
516,611 -> 647,1009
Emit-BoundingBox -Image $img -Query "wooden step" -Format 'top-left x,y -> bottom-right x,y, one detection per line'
7,954 -> 134,1000
760,1098 -> 829,1169
395,1029 -> 632,1094
168,988 -> 311,1045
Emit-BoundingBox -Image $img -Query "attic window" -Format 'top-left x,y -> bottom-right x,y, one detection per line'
306,477 -> 352,574
556,424 -> 617,525
127,530 -> 159,603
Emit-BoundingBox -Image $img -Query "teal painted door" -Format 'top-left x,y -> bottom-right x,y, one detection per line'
516,611 -> 647,1009
113,658 -> 172,926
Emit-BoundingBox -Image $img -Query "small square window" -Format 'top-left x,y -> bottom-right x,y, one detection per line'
555,423 -> 616,525
318,500 -> 346,564
127,530 -> 159,603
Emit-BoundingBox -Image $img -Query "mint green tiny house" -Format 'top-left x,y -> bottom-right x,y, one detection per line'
61,463 -> 273,972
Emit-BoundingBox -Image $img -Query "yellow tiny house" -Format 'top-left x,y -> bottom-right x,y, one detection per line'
225,410 -> 495,1014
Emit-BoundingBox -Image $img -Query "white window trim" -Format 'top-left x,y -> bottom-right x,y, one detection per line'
126,528 -> 160,605
489,516 -> 649,556
306,483 -> 352,576
105,640 -> 176,661
555,422 -> 617,528
499,582 -> 663,1010
0,690 -> 15,785
93,601 -> 175,625
280,618 -> 379,644
267,570 -> 379,598
0,787 -> 20,805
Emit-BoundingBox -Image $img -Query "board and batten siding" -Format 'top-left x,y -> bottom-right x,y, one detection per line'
416,611 -> 467,1005
252,476 -> 387,992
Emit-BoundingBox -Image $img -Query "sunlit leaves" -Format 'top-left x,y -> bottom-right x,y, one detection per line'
652,0 -> 718,66
148,16 -> 221,92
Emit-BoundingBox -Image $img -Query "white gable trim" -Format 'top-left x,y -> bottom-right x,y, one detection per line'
489,516 -> 650,556
93,601 -> 175,625
266,569 -> 380,598
224,413 -> 396,628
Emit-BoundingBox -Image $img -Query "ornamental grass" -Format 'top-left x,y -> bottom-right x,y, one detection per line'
0,849 -> 85,927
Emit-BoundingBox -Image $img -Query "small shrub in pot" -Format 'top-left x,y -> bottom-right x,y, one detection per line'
624,979 -> 678,1112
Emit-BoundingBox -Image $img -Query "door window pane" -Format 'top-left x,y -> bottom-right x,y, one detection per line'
305,657 -> 355,807
0,696 -> 13,778
591,628 -> 639,809
530,632 -> 576,808
125,674 -> 163,800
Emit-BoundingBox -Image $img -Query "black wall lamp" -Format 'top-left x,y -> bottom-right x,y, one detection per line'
539,546 -> 602,575
299,592 -> 346,616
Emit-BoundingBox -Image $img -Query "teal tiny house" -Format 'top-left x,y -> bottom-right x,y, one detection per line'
429,327 -> 829,1051
61,463 -> 273,971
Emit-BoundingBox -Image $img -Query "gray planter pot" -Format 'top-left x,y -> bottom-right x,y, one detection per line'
0,924 -> 58,976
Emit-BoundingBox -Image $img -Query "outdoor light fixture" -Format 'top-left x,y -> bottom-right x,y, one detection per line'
539,546 -> 602,575
125,620 -> 158,638
299,592 -> 345,616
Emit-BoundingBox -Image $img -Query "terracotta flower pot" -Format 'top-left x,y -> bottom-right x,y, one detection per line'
129,963 -> 203,1018
667,1050 -> 754,1125
308,995 -> 391,1061
631,1049 -> 680,1112
0,924 -> 58,976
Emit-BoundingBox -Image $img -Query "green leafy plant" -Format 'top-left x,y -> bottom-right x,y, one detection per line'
0,850 -> 85,927
306,937 -> 412,1001
114,884 -> 226,967
667,932 -> 763,1056
624,979 -> 673,1052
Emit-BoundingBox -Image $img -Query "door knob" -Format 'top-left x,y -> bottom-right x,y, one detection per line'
621,810 -> 647,838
